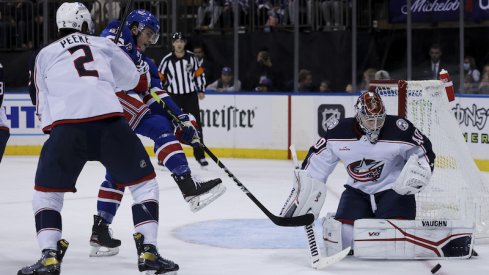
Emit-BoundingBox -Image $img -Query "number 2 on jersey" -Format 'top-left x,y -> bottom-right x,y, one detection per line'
68,45 -> 99,77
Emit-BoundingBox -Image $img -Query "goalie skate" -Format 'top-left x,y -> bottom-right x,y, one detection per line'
172,173 -> 226,212
89,215 -> 121,257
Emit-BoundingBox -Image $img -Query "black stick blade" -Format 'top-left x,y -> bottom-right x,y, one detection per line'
271,213 -> 315,227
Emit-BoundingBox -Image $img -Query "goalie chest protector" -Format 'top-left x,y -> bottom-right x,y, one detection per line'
303,116 -> 435,195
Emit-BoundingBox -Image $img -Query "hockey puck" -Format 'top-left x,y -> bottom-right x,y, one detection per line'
431,263 -> 442,274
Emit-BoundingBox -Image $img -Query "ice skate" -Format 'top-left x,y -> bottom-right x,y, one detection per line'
172,173 -> 226,212
196,158 -> 209,169
133,233 -> 179,274
89,215 -> 121,257
18,239 -> 69,275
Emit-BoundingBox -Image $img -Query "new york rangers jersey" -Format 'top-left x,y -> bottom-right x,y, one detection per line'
302,116 -> 435,195
33,32 -> 139,132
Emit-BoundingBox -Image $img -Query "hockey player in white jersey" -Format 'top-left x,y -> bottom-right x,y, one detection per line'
18,3 -> 178,275
0,62 -> 9,163
278,91 -> 477,261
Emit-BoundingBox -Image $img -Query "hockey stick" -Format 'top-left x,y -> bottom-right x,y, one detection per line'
149,91 -> 314,227
113,0 -> 133,44
289,144 -> 350,269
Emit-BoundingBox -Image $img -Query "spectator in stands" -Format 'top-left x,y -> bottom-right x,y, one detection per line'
0,5 -> 15,48
478,64 -> 489,94
319,79 -> 332,92
360,67 -> 377,90
222,0 -> 250,30
287,0 -> 313,27
255,76 -> 273,91
297,69 -> 315,92
196,0 -> 224,31
256,1 -> 286,30
463,56 -> 480,94
193,44 -> 216,83
207,66 -> 241,92
320,0 -> 341,31
91,0 -> 121,29
244,47 -> 279,91
416,44 -> 449,80
375,69 -> 391,80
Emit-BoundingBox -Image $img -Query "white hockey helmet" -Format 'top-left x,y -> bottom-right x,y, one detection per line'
56,2 -> 94,34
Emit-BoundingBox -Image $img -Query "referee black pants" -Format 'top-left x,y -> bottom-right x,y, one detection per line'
168,92 -> 205,160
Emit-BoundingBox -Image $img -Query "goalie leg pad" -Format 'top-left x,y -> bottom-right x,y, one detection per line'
354,219 -> 475,259
322,213 -> 343,256
280,169 -> 327,219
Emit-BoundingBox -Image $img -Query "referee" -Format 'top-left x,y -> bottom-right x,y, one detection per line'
158,32 -> 208,166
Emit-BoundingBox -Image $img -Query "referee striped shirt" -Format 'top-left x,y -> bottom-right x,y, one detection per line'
158,50 -> 206,95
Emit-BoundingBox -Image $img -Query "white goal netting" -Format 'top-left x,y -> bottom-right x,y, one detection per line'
370,80 -> 489,241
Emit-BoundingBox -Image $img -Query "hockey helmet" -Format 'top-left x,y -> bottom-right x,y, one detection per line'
56,2 -> 94,34
355,91 -> 386,143
126,9 -> 160,44
171,32 -> 185,42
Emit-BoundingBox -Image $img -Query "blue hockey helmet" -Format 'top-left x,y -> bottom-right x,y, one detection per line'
126,9 -> 160,44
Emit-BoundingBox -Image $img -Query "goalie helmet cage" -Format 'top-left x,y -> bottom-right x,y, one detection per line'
369,79 -> 489,241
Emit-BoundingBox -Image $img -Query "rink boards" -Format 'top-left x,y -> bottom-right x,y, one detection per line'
3,92 -> 489,171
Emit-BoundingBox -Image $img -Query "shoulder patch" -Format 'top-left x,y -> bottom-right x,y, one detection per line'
396,118 -> 409,131
327,118 -> 339,130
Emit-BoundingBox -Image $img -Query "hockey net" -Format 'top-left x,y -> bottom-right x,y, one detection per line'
370,80 -> 489,241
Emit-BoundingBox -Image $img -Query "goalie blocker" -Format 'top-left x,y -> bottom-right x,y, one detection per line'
353,219 -> 475,259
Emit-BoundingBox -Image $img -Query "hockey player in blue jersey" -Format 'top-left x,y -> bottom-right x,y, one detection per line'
90,9 -> 226,257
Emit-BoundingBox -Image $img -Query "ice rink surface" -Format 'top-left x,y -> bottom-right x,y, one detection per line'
1,156 -> 488,275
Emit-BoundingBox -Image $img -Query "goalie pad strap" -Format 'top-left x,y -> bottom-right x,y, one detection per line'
354,219 -> 474,259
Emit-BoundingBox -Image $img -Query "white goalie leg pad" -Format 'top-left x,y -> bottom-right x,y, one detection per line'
280,169 -> 327,219
354,219 -> 475,259
392,155 -> 432,195
322,213 -> 343,256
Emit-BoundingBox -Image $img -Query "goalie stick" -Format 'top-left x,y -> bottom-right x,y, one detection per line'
149,91 -> 314,227
289,144 -> 350,269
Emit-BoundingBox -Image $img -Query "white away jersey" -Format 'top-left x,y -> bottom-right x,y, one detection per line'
0,62 -> 8,130
302,116 -> 435,194
0,107 -> 8,130
33,32 -> 139,132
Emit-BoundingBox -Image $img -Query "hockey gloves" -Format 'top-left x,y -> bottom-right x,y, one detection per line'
174,114 -> 201,148
133,60 -> 150,93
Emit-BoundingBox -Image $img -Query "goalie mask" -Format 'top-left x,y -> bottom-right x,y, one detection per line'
355,91 -> 386,143
56,2 -> 94,34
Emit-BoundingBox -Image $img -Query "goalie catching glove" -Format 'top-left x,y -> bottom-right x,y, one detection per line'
392,155 -> 432,195
280,169 -> 327,220
174,114 -> 201,148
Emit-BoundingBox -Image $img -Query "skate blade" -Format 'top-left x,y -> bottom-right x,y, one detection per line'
189,184 -> 226,212
89,244 -> 119,257
143,270 -> 178,275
